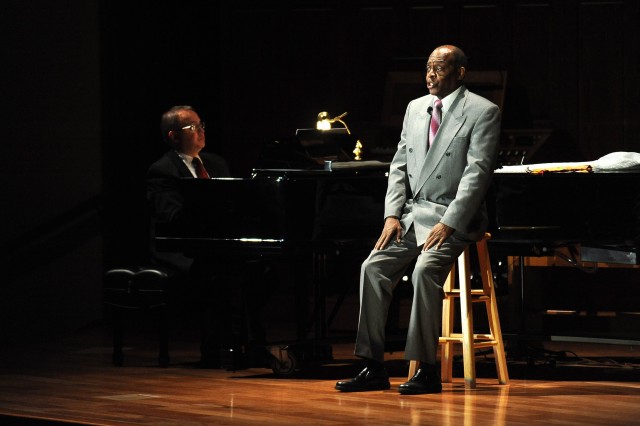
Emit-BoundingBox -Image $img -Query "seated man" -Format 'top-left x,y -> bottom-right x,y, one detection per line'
335,45 -> 501,394
147,105 -> 271,368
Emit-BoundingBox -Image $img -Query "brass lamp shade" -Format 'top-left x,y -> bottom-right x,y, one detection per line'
315,111 -> 363,160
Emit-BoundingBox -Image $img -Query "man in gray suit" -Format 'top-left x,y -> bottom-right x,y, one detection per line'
336,45 -> 501,394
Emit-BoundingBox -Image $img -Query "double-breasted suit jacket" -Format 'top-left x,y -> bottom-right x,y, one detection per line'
384,86 -> 501,243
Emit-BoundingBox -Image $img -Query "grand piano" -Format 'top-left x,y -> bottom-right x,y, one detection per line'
155,134 -> 391,374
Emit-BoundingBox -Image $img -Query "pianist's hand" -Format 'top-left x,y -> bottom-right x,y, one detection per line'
375,217 -> 403,250
423,222 -> 454,251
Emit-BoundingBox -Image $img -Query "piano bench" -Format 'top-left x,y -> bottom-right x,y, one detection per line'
407,233 -> 510,389
103,266 -> 172,368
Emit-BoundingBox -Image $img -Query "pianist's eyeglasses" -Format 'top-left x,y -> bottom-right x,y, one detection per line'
179,122 -> 205,133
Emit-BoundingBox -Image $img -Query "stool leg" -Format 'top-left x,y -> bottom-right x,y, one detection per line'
487,295 -> 509,384
458,248 -> 476,389
477,240 -> 509,384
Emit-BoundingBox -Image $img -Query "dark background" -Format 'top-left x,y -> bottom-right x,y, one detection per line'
1,0 -> 639,344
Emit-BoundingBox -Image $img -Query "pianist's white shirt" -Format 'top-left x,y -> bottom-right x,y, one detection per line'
176,151 -> 200,178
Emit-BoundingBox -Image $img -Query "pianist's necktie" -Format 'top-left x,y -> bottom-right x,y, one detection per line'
192,157 -> 210,179
429,98 -> 443,148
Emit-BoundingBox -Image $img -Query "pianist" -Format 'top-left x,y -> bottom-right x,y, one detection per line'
147,105 -> 265,368
147,105 -> 230,240
335,45 -> 501,394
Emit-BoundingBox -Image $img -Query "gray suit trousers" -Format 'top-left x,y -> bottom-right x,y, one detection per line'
354,226 -> 469,364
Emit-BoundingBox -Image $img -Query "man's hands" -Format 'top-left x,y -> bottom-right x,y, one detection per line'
374,218 -> 454,251
374,217 -> 403,250
423,222 -> 454,251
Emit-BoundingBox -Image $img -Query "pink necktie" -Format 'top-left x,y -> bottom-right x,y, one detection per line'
192,157 -> 210,179
429,99 -> 443,147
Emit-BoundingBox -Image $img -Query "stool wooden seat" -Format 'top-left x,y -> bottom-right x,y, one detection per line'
407,233 -> 509,389
103,267 -> 171,367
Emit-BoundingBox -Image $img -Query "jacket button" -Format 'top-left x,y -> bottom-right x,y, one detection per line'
445,152 -> 451,156
409,148 -> 413,153
436,175 -> 442,179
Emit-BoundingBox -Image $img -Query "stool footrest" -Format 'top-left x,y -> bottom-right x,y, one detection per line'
445,289 -> 487,296
443,332 -> 495,340
439,336 -> 498,344
473,341 -> 499,349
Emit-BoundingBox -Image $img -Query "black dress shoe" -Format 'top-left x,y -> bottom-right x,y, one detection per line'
398,368 -> 442,395
335,367 -> 391,392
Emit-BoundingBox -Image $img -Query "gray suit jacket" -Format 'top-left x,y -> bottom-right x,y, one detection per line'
384,86 -> 501,243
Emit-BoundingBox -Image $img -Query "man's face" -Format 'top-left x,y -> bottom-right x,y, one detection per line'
171,110 -> 205,156
425,47 -> 464,99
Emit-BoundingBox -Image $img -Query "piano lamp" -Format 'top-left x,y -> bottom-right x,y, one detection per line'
316,111 -> 363,160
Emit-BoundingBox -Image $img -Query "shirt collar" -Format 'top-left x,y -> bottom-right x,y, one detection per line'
176,151 -> 198,163
175,151 -> 201,177
436,85 -> 463,115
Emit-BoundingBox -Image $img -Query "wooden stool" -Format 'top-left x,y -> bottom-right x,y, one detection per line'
407,233 -> 509,389
103,267 -> 171,367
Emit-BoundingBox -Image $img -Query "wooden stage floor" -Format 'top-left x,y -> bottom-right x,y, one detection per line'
1,322 -> 640,425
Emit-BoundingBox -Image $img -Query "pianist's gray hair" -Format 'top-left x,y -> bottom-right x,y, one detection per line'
160,105 -> 194,145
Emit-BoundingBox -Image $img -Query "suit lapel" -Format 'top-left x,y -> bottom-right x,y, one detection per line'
414,89 -> 468,194
168,150 -> 193,178
409,106 -> 431,182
